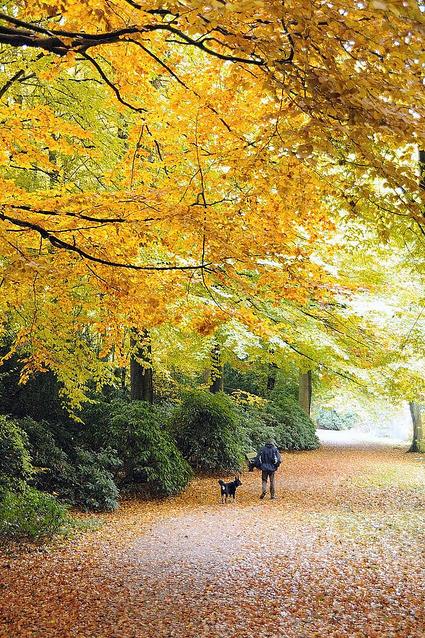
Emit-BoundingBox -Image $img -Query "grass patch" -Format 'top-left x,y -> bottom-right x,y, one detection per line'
348,459 -> 425,490
0,488 -> 104,543
61,515 -> 103,538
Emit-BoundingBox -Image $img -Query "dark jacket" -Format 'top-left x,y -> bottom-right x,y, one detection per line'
256,443 -> 281,473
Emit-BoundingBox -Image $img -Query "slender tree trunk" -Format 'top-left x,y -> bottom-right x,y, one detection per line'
120,366 -> 127,391
420,149 -> 425,186
266,362 -> 278,393
130,329 -> 153,403
409,402 -> 425,453
408,151 -> 425,451
299,370 -> 312,417
209,342 -> 223,393
48,147 -> 60,185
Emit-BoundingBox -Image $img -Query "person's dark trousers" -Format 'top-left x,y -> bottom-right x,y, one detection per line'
261,470 -> 276,498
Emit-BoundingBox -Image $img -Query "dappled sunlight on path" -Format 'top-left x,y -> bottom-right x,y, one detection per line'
1,443 -> 424,638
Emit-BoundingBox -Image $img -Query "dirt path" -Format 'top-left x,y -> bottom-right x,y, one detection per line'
1,442 -> 424,638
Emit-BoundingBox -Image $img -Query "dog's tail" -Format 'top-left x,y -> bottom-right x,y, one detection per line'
218,479 -> 225,486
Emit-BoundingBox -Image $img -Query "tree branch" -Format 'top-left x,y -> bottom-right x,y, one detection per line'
0,11 -> 273,67
6,203 -> 136,224
0,69 -> 25,99
80,51 -> 147,113
0,210 -> 212,272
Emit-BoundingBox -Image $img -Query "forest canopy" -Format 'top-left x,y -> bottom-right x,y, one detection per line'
0,0 -> 424,406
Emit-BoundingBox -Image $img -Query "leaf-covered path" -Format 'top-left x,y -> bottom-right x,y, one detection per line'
1,439 -> 424,638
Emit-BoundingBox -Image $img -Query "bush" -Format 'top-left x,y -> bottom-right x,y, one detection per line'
62,447 -> 121,512
81,400 -> 192,496
269,373 -> 299,402
267,395 -> 319,451
0,487 -> 69,539
0,348 -> 68,423
18,417 -> 120,511
239,405 -> 279,450
223,364 -> 268,397
171,390 -> 245,473
17,417 -> 71,493
0,416 -> 33,493
239,394 -> 319,453
316,408 -> 356,431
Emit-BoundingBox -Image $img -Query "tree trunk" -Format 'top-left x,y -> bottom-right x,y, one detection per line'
299,370 -> 312,417
409,402 -> 425,453
130,329 -> 153,403
419,149 -> 425,189
48,148 -> 60,185
407,151 -> 425,451
120,366 -> 127,390
266,362 -> 278,393
209,343 -> 223,394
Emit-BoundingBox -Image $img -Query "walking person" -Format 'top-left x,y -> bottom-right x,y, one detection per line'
255,438 -> 281,500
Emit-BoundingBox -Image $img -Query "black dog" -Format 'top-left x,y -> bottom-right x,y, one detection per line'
218,476 -> 242,503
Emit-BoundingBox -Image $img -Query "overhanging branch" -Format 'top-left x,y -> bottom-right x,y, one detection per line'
0,11 -> 286,67
0,211 -> 212,272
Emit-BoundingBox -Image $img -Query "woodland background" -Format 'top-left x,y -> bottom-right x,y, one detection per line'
0,0 -> 424,539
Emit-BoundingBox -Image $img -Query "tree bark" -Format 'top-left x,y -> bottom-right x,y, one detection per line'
299,370 -> 312,417
266,362 -> 278,392
120,366 -> 127,390
209,342 -> 223,394
409,402 -> 425,453
408,151 -> 425,451
130,329 -> 153,403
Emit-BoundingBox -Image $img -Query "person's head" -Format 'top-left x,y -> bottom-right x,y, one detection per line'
266,438 -> 277,447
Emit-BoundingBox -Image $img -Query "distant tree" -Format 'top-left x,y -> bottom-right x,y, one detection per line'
299,371 -> 312,417
409,403 -> 425,453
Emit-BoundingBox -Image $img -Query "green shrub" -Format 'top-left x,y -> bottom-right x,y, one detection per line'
0,487 -> 69,539
267,395 -> 319,451
223,364 -> 268,397
81,400 -> 192,496
63,447 -> 121,511
171,390 -> 245,473
316,408 -> 356,430
239,395 -> 319,452
109,402 -> 192,496
269,373 -> 299,402
19,417 -> 120,511
17,417 -> 71,493
223,364 -> 299,401
239,405 -> 279,450
0,416 -> 33,493
0,348 -> 68,423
